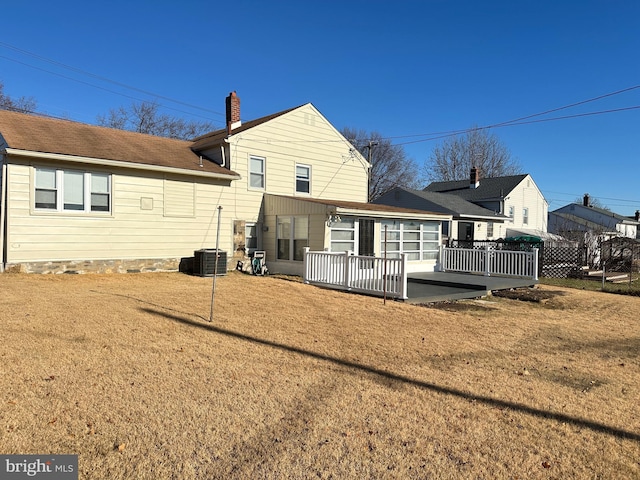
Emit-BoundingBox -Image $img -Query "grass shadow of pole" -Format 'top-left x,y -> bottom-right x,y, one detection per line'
141,306 -> 640,443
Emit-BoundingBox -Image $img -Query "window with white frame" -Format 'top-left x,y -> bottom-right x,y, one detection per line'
35,167 -> 111,213
523,207 -> 529,225
277,216 -> 308,261
508,206 -> 515,220
295,164 -> 310,194
330,217 -> 355,252
487,221 -> 494,238
381,220 -> 440,261
249,156 -> 265,189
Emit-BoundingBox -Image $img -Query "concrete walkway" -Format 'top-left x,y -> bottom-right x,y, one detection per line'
406,271 -> 538,304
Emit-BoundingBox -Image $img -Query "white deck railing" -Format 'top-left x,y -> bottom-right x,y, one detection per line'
303,248 -> 408,299
441,246 -> 539,280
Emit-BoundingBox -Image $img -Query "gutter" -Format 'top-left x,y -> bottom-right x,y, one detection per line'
335,206 -> 452,221
3,148 -> 242,181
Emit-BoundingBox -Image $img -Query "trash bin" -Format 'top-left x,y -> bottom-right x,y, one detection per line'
193,249 -> 227,277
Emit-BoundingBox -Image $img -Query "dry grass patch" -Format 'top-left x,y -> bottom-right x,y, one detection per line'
1,272 -> 639,479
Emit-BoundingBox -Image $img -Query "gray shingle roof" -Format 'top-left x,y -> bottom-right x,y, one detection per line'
374,187 -> 505,219
424,174 -> 528,201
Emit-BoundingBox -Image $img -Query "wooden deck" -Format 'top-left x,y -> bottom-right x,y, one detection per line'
405,272 -> 538,304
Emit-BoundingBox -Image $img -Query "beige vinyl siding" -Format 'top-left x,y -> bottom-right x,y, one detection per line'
5,163 -> 233,263
226,104 -> 368,206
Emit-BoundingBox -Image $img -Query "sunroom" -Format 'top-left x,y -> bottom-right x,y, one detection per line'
261,194 -> 452,276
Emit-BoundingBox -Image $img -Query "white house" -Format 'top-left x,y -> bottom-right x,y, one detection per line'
0,92 -> 451,274
424,168 -> 549,240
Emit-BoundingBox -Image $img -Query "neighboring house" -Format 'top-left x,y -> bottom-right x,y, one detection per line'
0,92 -> 451,274
424,168 -> 549,240
548,195 -> 640,240
373,186 -> 507,242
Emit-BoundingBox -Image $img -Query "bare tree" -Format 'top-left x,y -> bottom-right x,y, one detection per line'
342,127 -> 423,202
0,81 -> 37,113
97,101 -> 215,140
425,128 -> 522,182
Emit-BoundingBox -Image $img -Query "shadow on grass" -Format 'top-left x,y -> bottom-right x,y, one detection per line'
141,306 -> 640,443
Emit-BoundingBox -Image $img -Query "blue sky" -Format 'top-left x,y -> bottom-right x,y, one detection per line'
1,0 -> 639,215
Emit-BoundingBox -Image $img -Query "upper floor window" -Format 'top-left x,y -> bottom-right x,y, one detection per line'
296,164 -> 310,194
523,207 -> 529,225
508,206 -> 515,220
249,156 -> 265,189
35,167 -> 111,214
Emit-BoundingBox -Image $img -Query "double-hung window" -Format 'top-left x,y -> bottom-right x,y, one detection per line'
249,156 -> 265,189
295,164 -> 310,194
35,168 -> 58,209
34,167 -> 111,214
277,216 -> 308,261
523,207 -> 529,225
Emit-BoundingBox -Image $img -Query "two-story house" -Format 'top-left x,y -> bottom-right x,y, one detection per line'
423,168 -> 549,241
0,92 -> 451,275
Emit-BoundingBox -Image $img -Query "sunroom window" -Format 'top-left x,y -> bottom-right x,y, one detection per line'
381,220 -> 440,260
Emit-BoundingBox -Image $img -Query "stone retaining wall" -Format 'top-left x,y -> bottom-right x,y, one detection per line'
4,258 -> 183,274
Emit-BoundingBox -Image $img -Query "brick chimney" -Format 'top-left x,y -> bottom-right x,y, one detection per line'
583,193 -> 590,207
470,167 -> 480,189
226,91 -> 241,134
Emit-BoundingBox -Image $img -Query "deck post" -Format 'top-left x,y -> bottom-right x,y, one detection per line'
343,250 -> 352,288
303,247 -> 310,284
401,253 -> 408,300
484,245 -> 491,277
532,247 -> 539,281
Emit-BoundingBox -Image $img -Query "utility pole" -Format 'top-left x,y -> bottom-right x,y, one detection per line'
365,140 -> 378,202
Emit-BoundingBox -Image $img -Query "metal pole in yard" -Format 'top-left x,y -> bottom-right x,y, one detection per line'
383,224 -> 388,305
209,206 -> 223,322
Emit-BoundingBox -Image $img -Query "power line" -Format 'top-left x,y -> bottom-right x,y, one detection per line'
0,41 -> 225,120
2,40 -> 639,149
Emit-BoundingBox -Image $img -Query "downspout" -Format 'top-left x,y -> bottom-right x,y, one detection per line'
0,156 -> 7,272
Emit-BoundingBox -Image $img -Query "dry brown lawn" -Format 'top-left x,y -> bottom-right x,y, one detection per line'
0,271 -> 638,479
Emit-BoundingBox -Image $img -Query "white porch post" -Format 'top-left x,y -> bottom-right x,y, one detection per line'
303,247 -> 310,284
484,245 -> 491,277
532,247 -> 539,281
401,253 -> 408,300
343,250 -> 353,288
